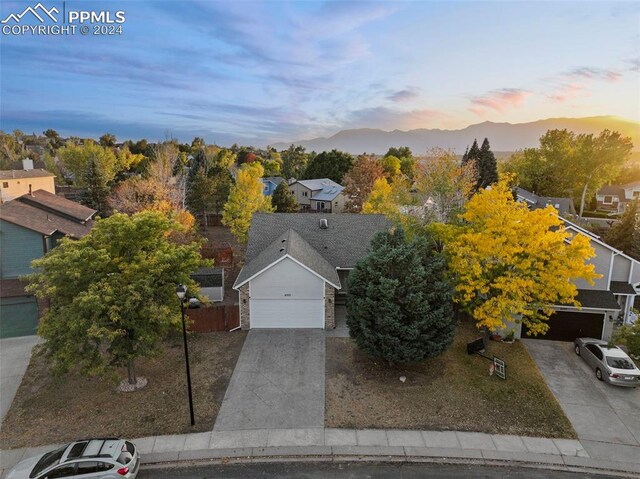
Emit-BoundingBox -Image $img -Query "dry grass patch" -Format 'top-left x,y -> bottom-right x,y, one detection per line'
1,331 -> 246,449
326,322 -> 575,438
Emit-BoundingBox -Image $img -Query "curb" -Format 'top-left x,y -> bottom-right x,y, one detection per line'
139,445 -> 640,476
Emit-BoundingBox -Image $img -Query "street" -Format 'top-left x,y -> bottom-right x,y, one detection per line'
138,462 -> 620,478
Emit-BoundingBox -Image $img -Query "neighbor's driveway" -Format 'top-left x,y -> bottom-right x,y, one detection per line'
213,330 -> 325,431
0,336 -> 39,427
524,340 -> 640,463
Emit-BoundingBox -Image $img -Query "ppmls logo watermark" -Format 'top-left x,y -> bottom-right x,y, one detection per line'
1,2 -> 126,36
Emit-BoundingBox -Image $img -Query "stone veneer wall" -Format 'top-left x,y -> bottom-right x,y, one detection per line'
239,283 -> 250,330
325,283 -> 335,330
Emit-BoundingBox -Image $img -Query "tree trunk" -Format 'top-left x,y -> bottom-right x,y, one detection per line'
579,182 -> 589,218
127,359 -> 136,385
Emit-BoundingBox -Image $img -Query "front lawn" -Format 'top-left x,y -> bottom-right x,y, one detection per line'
0,331 -> 246,449
326,322 -> 575,438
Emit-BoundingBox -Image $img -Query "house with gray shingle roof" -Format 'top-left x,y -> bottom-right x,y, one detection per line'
288,178 -> 346,213
233,213 -> 390,329
596,181 -> 640,214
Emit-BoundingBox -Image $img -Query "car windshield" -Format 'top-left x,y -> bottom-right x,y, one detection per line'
606,357 -> 636,370
30,445 -> 67,478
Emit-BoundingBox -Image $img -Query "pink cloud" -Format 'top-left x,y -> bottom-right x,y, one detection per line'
548,82 -> 588,102
469,88 -> 531,116
567,67 -> 621,82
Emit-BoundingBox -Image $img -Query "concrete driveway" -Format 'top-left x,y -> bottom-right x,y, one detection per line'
524,340 -> 640,463
0,336 -> 39,427
213,329 -> 325,431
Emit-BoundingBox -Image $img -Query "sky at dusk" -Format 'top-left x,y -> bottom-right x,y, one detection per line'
1,0 -> 638,146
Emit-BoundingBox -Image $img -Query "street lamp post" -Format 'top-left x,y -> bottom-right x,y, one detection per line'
176,284 -> 195,426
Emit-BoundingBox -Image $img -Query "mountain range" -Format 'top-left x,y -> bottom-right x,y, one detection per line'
271,116 -> 640,155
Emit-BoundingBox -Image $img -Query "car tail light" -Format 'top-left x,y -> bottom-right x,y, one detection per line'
117,466 -> 129,476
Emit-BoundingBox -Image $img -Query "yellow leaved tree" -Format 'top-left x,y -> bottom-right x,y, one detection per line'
445,177 -> 600,335
222,162 -> 274,243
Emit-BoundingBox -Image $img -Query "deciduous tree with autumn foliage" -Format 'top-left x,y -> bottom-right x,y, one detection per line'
444,177 -> 600,336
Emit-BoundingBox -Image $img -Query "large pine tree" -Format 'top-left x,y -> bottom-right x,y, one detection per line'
346,227 -> 456,364
605,199 -> 639,261
478,138 -> 499,189
271,181 -> 298,212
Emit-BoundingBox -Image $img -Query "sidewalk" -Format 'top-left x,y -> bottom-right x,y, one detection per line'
0,336 -> 39,427
2,428 -> 639,477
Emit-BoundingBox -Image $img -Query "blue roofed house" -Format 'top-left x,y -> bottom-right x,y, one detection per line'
513,188 -> 639,342
0,190 -> 96,338
261,177 -> 286,196
288,178 -> 346,213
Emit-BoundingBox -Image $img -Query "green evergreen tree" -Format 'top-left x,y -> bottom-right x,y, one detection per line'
272,181 -> 298,212
478,138 -> 499,188
81,156 -> 111,216
605,199 -> 639,260
303,149 -> 354,183
462,140 -> 480,166
346,227 -> 456,365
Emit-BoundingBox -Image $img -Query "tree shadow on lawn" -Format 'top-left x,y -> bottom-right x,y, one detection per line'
325,321 -> 576,439
0,331 -> 246,449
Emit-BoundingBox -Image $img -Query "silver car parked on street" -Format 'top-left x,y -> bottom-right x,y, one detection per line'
7,438 -> 139,479
574,338 -> 640,388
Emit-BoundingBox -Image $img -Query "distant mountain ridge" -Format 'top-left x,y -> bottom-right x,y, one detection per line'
271,116 -> 640,155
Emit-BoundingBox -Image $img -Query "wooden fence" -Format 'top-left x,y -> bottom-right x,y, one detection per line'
186,304 -> 239,332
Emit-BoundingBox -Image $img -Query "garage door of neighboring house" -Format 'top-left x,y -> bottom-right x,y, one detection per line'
249,257 -> 325,329
0,296 -> 39,338
522,311 -> 604,341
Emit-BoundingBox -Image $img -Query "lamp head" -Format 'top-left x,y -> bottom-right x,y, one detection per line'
176,284 -> 187,300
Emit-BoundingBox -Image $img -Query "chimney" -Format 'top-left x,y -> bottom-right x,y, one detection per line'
29,184 -> 33,196
319,218 -> 328,229
22,158 -> 34,171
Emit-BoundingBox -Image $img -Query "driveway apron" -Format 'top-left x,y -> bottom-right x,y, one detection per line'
0,335 -> 39,427
523,339 -> 640,462
213,329 -> 325,431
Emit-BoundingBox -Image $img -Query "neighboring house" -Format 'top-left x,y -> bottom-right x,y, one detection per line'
515,187 -> 576,217
261,176 -> 286,196
190,267 -> 224,303
0,190 -> 96,338
0,161 -> 56,203
513,197 -> 639,342
233,213 -> 390,329
289,178 -> 346,213
596,181 -> 640,213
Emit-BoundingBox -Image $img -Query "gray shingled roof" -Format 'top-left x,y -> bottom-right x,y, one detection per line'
515,187 -> 575,216
597,185 -> 626,197
571,289 -> 622,310
191,267 -> 224,288
234,228 -> 341,288
610,281 -> 637,295
247,213 -> 389,266
0,169 -> 55,180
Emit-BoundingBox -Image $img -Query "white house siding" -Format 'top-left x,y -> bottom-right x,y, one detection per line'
249,257 -> 325,328
289,183 -> 312,210
572,241 -> 611,291
612,254 -> 631,282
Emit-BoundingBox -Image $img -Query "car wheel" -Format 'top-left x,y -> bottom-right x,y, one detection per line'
575,345 -> 580,356
596,368 -> 603,381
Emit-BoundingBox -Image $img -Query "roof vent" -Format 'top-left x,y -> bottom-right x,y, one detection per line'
319,218 -> 328,229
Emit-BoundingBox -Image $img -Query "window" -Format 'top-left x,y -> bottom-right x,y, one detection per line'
603,195 -> 613,204
46,464 -> 76,478
335,202 -> 338,207
606,357 -> 635,370
633,191 -> 640,198
31,446 -> 66,478
66,442 -> 88,459
302,191 -> 308,197
1,182 -> 8,188
586,344 -> 603,360
76,461 -> 100,475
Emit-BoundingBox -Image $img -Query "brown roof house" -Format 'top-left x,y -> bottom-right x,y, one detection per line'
0,190 -> 96,338
596,181 -> 640,214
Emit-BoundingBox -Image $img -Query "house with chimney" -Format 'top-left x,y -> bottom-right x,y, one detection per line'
0,159 -> 56,204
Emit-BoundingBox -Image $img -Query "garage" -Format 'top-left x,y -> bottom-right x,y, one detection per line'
522,311 -> 604,342
0,296 -> 39,338
248,257 -> 326,329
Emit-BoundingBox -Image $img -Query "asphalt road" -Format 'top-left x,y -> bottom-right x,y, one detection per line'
138,462 -> 620,478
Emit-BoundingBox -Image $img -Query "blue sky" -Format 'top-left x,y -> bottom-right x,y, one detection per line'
1,0 -> 638,146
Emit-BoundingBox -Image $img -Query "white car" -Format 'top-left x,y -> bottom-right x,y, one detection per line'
8,438 -> 139,479
574,338 -> 640,388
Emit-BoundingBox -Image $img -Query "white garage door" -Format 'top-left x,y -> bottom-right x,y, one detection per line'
250,298 -> 324,328
249,257 -> 325,329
